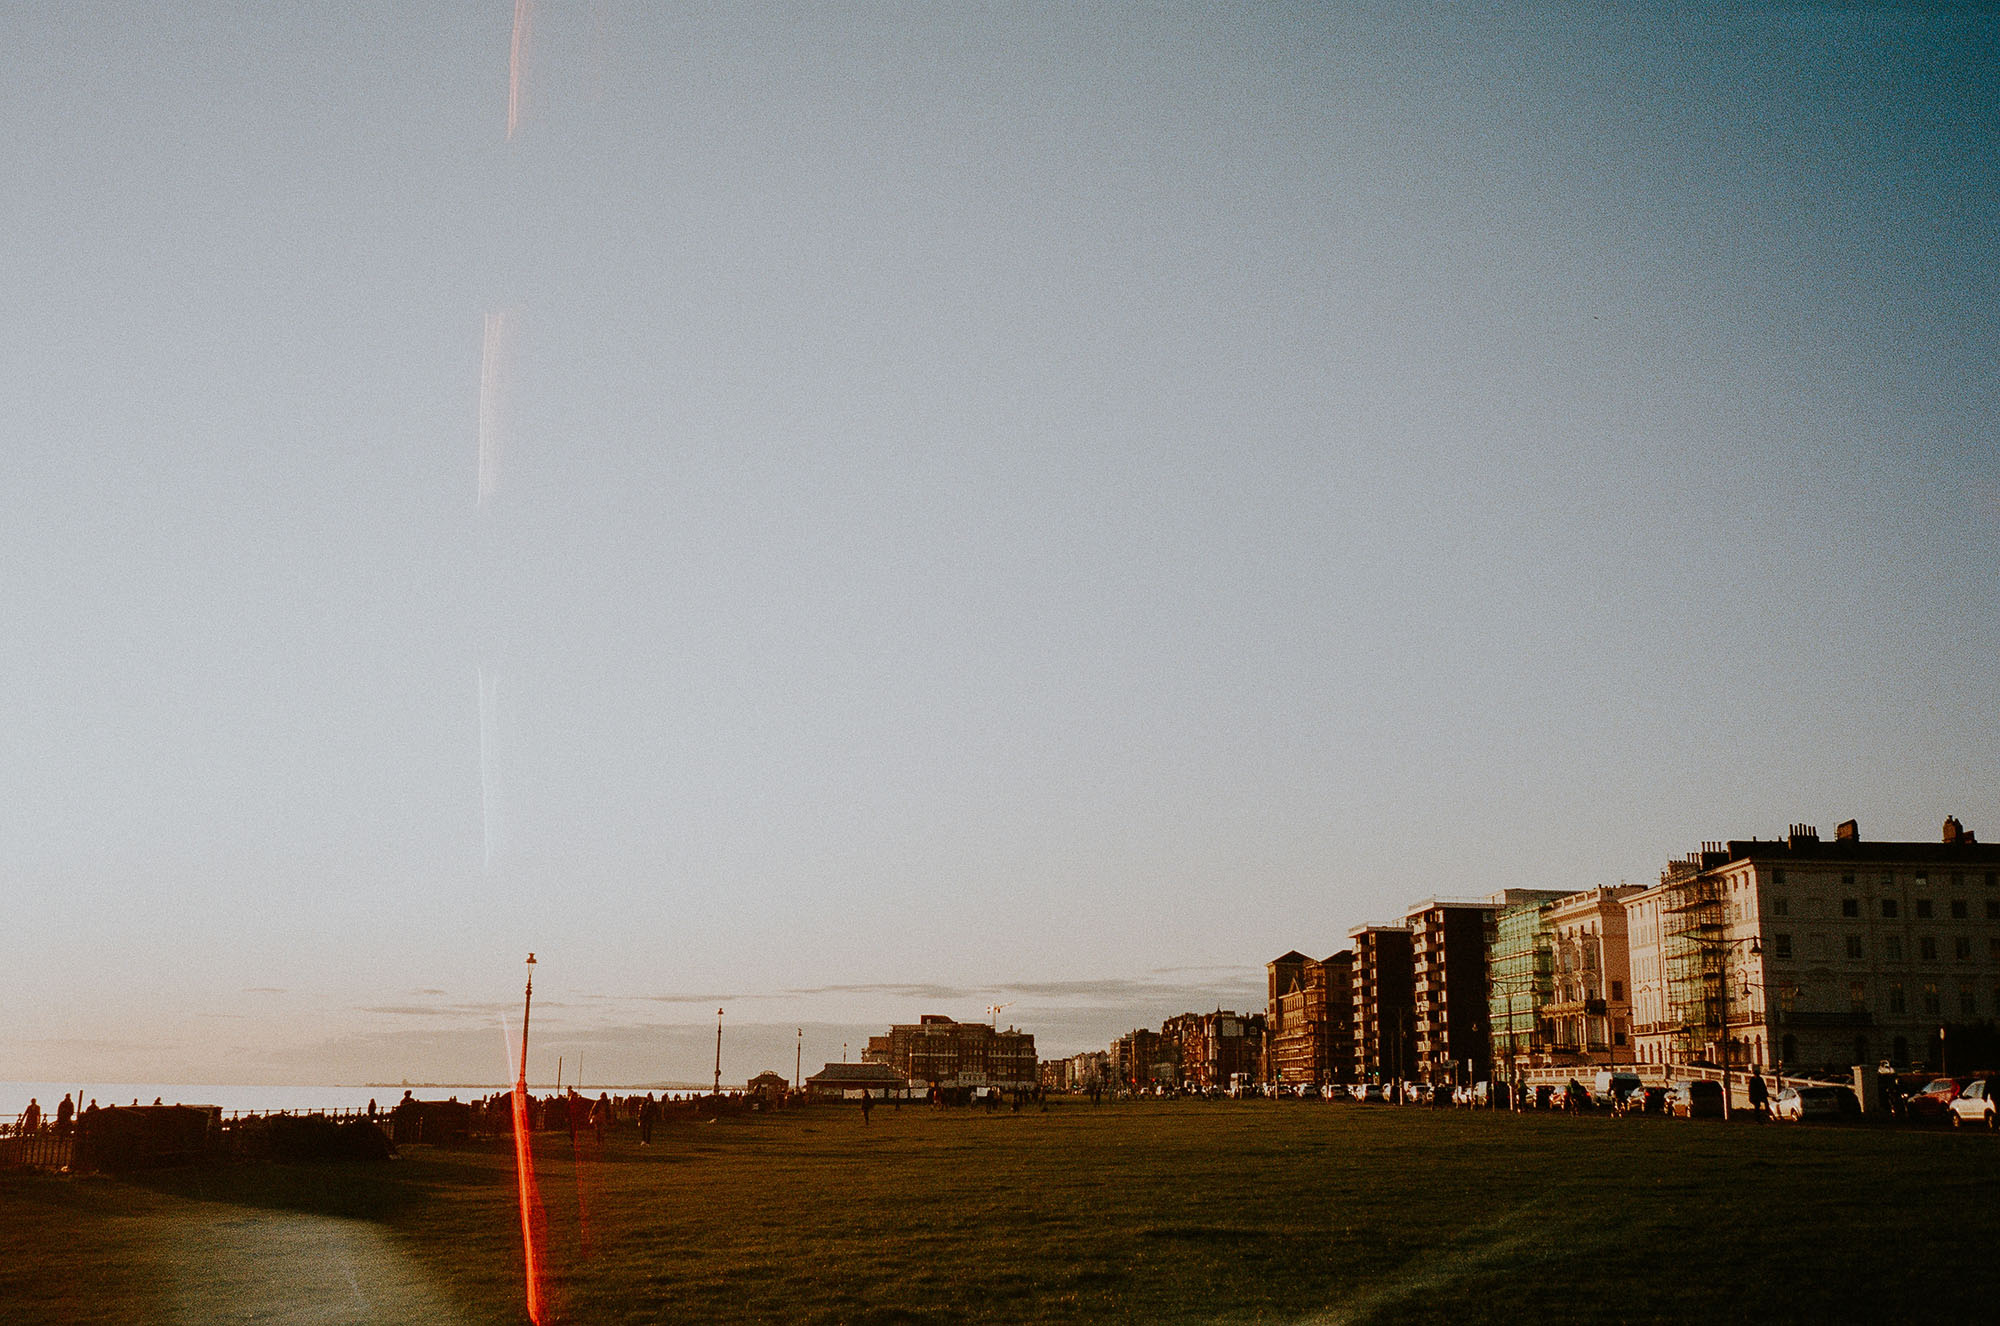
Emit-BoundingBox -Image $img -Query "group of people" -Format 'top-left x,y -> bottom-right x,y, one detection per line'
9,1093 -> 120,1150
12,1095 -> 75,1137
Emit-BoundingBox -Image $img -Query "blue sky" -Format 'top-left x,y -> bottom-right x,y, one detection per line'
5,2 -> 1995,1085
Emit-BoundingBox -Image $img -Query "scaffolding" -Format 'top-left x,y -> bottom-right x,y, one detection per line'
1489,902 -> 1553,1068
1661,844 -> 1729,1064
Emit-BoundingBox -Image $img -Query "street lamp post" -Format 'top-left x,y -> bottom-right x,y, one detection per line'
713,1008 -> 724,1095
519,953 -> 536,1091
1719,946 -> 1732,1120
796,1028 -> 803,1091
1715,936 -> 1761,1120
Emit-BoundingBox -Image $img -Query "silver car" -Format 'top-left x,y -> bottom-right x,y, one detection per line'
1771,1085 -> 1859,1122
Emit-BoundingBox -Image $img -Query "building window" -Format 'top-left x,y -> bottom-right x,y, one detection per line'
1987,872 -> 1998,888
1889,983 -> 1906,1014
1990,937 -> 2000,960
1921,937 -> 1938,961
1610,980 -> 1623,1001
1916,899 -> 1933,919
1961,983 -> 1978,1016
1986,900 -> 2000,920
1956,937 -> 1972,962
1843,898 -> 1860,918
1842,873 -> 1856,886
1778,985 -> 1797,1013
1774,934 -> 1793,959
1772,896 -> 1790,916
1882,899 -> 1900,919
1924,984 -> 1942,1015
1884,935 -> 1904,961
1951,899 -> 1968,920
1916,873 -> 1930,887
1846,935 -> 1865,960
1850,982 -> 1868,1013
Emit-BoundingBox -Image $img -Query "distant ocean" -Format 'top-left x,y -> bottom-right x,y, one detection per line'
2,1080 -> 718,1121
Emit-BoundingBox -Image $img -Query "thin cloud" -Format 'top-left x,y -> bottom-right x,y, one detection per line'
356,1000 -> 529,1018
634,993 -> 745,1005
783,982 -> 975,1001
990,974 -> 1262,1003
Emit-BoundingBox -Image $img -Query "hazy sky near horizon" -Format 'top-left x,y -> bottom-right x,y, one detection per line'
7,2 -> 1997,1085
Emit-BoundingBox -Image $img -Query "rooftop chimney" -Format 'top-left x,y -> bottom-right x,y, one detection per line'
1836,819 -> 1859,842
1788,823 -> 1819,848
1944,816 -> 1964,845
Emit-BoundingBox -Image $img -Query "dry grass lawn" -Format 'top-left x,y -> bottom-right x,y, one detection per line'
5,1099 -> 1997,1324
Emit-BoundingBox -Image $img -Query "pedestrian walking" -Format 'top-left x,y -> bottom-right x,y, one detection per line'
1746,1072 -> 1770,1120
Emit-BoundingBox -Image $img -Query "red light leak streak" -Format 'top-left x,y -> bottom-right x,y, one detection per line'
507,0 -> 532,140
511,1081 -> 547,1324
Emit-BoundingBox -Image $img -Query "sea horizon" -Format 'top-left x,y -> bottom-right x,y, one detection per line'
3,1078 -> 741,1121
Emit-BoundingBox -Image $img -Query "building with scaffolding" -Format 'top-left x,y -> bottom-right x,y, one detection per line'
1489,898 -> 1552,1078
1626,817 -> 2000,1076
1482,890 -> 1574,1082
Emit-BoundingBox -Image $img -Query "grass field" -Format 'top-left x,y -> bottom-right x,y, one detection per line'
5,1100 -> 1998,1324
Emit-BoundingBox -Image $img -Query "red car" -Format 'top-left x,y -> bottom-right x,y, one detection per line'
1907,1078 -> 1964,1120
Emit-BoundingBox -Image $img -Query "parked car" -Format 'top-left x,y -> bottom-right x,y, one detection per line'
1666,1080 -> 1724,1119
1907,1078 -> 1965,1121
1352,1084 -> 1386,1103
1947,1078 -> 1998,1129
1620,1085 -> 1669,1116
1771,1084 -> 1860,1122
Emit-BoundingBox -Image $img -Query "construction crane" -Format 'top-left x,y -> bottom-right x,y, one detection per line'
986,1002 -> 1013,1028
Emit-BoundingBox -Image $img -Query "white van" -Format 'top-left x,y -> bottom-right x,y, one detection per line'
1592,1070 -> 1642,1107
